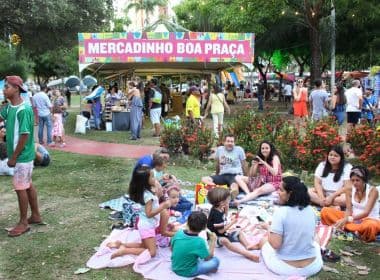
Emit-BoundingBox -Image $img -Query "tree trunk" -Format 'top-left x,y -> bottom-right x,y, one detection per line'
309,24 -> 322,82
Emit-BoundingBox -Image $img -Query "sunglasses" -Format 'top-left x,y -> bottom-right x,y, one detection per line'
297,80 -> 303,83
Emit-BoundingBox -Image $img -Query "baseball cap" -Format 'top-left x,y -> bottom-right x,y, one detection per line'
189,86 -> 200,94
5,76 -> 27,93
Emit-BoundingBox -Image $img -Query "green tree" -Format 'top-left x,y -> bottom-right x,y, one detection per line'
127,0 -> 168,28
0,42 -> 34,80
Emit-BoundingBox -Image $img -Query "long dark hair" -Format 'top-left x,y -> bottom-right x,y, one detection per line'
282,176 -> 310,210
322,145 -> 345,182
257,140 -> 280,164
335,84 -> 346,105
128,166 -> 153,205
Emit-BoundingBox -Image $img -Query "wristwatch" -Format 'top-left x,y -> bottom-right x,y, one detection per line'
347,216 -> 354,222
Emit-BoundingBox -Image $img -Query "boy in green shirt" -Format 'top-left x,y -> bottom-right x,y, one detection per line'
171,211 -> 219,277
0,76 -> 42,237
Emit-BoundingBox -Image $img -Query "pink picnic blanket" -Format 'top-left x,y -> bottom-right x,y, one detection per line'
87,216 -> 332,280
87,227 -> 288,279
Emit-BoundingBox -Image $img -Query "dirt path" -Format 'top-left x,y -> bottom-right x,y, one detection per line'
49,135 -> 159,159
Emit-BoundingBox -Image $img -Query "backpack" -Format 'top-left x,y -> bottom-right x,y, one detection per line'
122,196 -> 142,228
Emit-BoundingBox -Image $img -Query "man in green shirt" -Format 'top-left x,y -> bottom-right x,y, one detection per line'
0,76 -> 42,237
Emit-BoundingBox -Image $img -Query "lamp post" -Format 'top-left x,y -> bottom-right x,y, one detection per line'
330,0 -> 336,92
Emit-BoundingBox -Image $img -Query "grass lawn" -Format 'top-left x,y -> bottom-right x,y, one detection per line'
0,151 -> 212,280
0,151 -> 379,279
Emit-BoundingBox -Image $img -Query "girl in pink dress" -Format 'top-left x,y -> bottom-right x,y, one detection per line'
52,91 -> 66,147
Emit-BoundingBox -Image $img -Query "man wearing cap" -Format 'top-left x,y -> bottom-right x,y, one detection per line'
185,86 -> 201,124
148,79 -> 162,137
32,85 -> 53,146
0,76 -> 42,237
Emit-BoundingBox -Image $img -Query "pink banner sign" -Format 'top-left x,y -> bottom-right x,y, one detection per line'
78,32 -> 255,64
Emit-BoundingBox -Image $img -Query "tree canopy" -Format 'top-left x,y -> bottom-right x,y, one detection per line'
174,0 -> 380,79
0,0 -> 113,81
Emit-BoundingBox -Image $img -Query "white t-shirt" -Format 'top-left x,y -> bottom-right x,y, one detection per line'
138,190 -> 160,229
345,87 -> 362,112
284,84 -> 292,96
314,162 -> 352,194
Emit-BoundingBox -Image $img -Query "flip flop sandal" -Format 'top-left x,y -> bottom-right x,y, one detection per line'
8,226 -> 31,237
321,249 -> 341,262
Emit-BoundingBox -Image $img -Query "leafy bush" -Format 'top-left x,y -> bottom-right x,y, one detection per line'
160,122 -> 183,154
226,111 -> 342,172
348,125 -> 380,176
0,42 -> 34,79
160,119 -> 213,160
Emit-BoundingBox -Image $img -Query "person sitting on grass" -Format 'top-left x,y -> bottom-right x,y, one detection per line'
152,156 -> 177,187
259,176 -> 323,277
201,134 -> 247,199
107,166 -> 177,259
321,166 -> 380,242
134,147 -> 170,172
207,187 -> 260,262
171,211 -> 219,277
308,145 -> 352,207
34,143 -> 51,167
234,141 -> 282,205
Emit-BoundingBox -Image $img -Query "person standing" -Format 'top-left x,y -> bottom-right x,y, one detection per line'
65,88 -> 71,108
283,82 -> 292,107
345,79 -> 363,134
148,79 -> 162,137
256,81 -> 265,111
309,79 -> 329,121
128,81 -> 143,140
361,88 -> 376,127
292,78 -> 309,129
330,84 -> 347,126
160,83 -> 170,118
203,84 -> 230,139
185,86 -> 202,126
32,85 -> 53,146
0,76 -> 42,237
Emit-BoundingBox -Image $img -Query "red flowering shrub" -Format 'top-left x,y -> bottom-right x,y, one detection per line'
346,124 -> 375,156
227,112 -> 343,172
293,117 -> 342,171
349,126 -> 380,176
161,119 -> 213,160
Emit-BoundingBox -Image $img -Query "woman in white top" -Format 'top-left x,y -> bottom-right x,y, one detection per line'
321,166 -> 380,242
203,84 -> 230,138
260,176 -> 322,277
308,145 -> 352,207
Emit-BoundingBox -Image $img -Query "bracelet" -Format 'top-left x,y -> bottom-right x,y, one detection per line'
347,216 -> 353,222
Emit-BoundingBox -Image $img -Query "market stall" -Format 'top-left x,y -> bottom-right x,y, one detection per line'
77,31 -> 255,129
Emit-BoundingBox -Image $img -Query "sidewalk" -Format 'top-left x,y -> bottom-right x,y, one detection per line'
49,135 -> 159,159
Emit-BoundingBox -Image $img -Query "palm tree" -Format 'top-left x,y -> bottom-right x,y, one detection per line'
126,0 -> 168,29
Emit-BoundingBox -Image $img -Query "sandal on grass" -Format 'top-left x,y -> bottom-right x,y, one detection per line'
321,249 -> 340,262
8,225 -> 30,237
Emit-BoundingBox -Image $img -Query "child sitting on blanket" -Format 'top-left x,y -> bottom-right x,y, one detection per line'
153,156 -> 178,187
107,166 -> 178,259
207,187 -> 260,262
171,211 -> 220,277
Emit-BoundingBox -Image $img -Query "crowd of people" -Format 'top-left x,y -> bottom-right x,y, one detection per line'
286,78 -> 380,135
1,74 -> 379,279
107,133 -> 379,278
